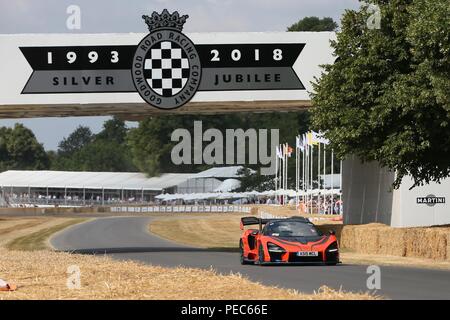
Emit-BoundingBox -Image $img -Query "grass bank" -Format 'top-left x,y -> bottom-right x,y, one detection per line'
5,218 -> 87,251
150,216 -> 241,248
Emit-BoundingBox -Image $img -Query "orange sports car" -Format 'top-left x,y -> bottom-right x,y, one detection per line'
239,216 -> 339,265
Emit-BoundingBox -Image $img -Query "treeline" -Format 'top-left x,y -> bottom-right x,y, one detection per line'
49,118 -> 136,172
0,124 -> 49,171
0,119 -> 136,173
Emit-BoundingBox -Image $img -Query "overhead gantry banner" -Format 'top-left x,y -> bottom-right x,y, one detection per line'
0,29 -> 335,118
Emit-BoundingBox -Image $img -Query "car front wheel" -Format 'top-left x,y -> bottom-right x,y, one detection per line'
258,243 -> 265,265
239,241 -> 250,265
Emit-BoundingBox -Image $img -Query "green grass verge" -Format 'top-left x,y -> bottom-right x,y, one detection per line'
6,218 -> 87,251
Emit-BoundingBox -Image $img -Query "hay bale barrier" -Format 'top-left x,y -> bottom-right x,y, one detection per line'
404,227 -> 448,260
318,223 -> 450,261
377,227 -> 406,256
251,206 -> 449,261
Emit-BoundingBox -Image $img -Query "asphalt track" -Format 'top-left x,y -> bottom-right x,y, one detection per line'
51,217 -> 450,300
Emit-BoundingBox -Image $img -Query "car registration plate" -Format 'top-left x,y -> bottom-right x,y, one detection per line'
296,251 -> 319,257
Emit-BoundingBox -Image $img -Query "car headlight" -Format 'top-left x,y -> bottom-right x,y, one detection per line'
267,242 -> 286,253
326,242 -> 339,252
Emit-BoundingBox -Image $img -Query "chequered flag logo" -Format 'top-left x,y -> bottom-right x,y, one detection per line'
143,41 -> 190,97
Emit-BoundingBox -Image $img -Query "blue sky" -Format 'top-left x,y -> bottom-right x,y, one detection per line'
0,0 -> 360,150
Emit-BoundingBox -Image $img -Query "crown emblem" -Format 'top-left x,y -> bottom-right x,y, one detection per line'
142,9 -> 189,32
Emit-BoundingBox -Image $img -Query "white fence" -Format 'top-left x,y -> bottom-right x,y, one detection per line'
259,210 -> 288,220
110,205 -> 252,214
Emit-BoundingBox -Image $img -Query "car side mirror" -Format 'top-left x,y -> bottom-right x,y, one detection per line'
329,230 -> 336,236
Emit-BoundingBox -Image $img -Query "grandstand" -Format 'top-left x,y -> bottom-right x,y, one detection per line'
0,167 -> 246,207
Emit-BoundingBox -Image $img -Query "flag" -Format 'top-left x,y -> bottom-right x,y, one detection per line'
306,132 -> 318,146
303,134 -> 309,155
296,135 -> 301,148
276,145 -> 283,159
287,145 -> 294,157
314,131 -> 330,145
296,135 -> 304,152
283,143 -> 294,157
283,144 -> 293,157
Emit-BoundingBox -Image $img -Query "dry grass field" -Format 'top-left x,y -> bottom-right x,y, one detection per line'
0,215 -> 377,300
6,218 -> 87,251
0,247 -> 377,300
151,215 -> 242,248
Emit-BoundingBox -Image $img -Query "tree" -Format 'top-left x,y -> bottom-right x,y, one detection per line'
52,118 -> 136,172
128,114 -> 237,176
237,168 -> 274,192
311,0 -> 450,188
95,117 -> 128,144
81,117 -> 136,171
57,126 -> 93,157
287,16 -> 337,32
75,140 -> 135,172
0,124 -> 49,171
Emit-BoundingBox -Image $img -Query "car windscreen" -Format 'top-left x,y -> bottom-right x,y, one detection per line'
263,221 -> 321,237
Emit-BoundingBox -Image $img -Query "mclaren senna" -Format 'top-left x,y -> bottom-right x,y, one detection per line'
239,216 -> 340,265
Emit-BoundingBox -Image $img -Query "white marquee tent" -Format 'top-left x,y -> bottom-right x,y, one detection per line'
213,179 -> 241,192
0,170 -> 194,191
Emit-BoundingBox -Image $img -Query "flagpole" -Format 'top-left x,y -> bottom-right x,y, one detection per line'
281,144 -> 286,205
277,144 -> 280,204
295,138 -> 299,208
297,142 -> 300,208
323,143 -> 326,215
309,144 -> 312,214
274,146 -> 278,194
304,141 -> 308,214
302,145 -> 308,208
297,142 -> 300,207
283,143 -> 286,205
298,142 -> 305,208
302,143 -> 305,208
305,142 -> 309,214
310,143 -> 314,214
340,159 -> 343,214
318,142 -> 321,215
285,143 -> 288,205
280,144 -> 283,204
331,149 -> 334,214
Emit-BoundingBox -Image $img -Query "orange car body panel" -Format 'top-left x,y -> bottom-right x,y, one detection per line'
240,220 -> 339,264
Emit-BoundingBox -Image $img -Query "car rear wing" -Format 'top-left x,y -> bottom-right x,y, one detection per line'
240,217 -> 269,231
240,216 -> 312,230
